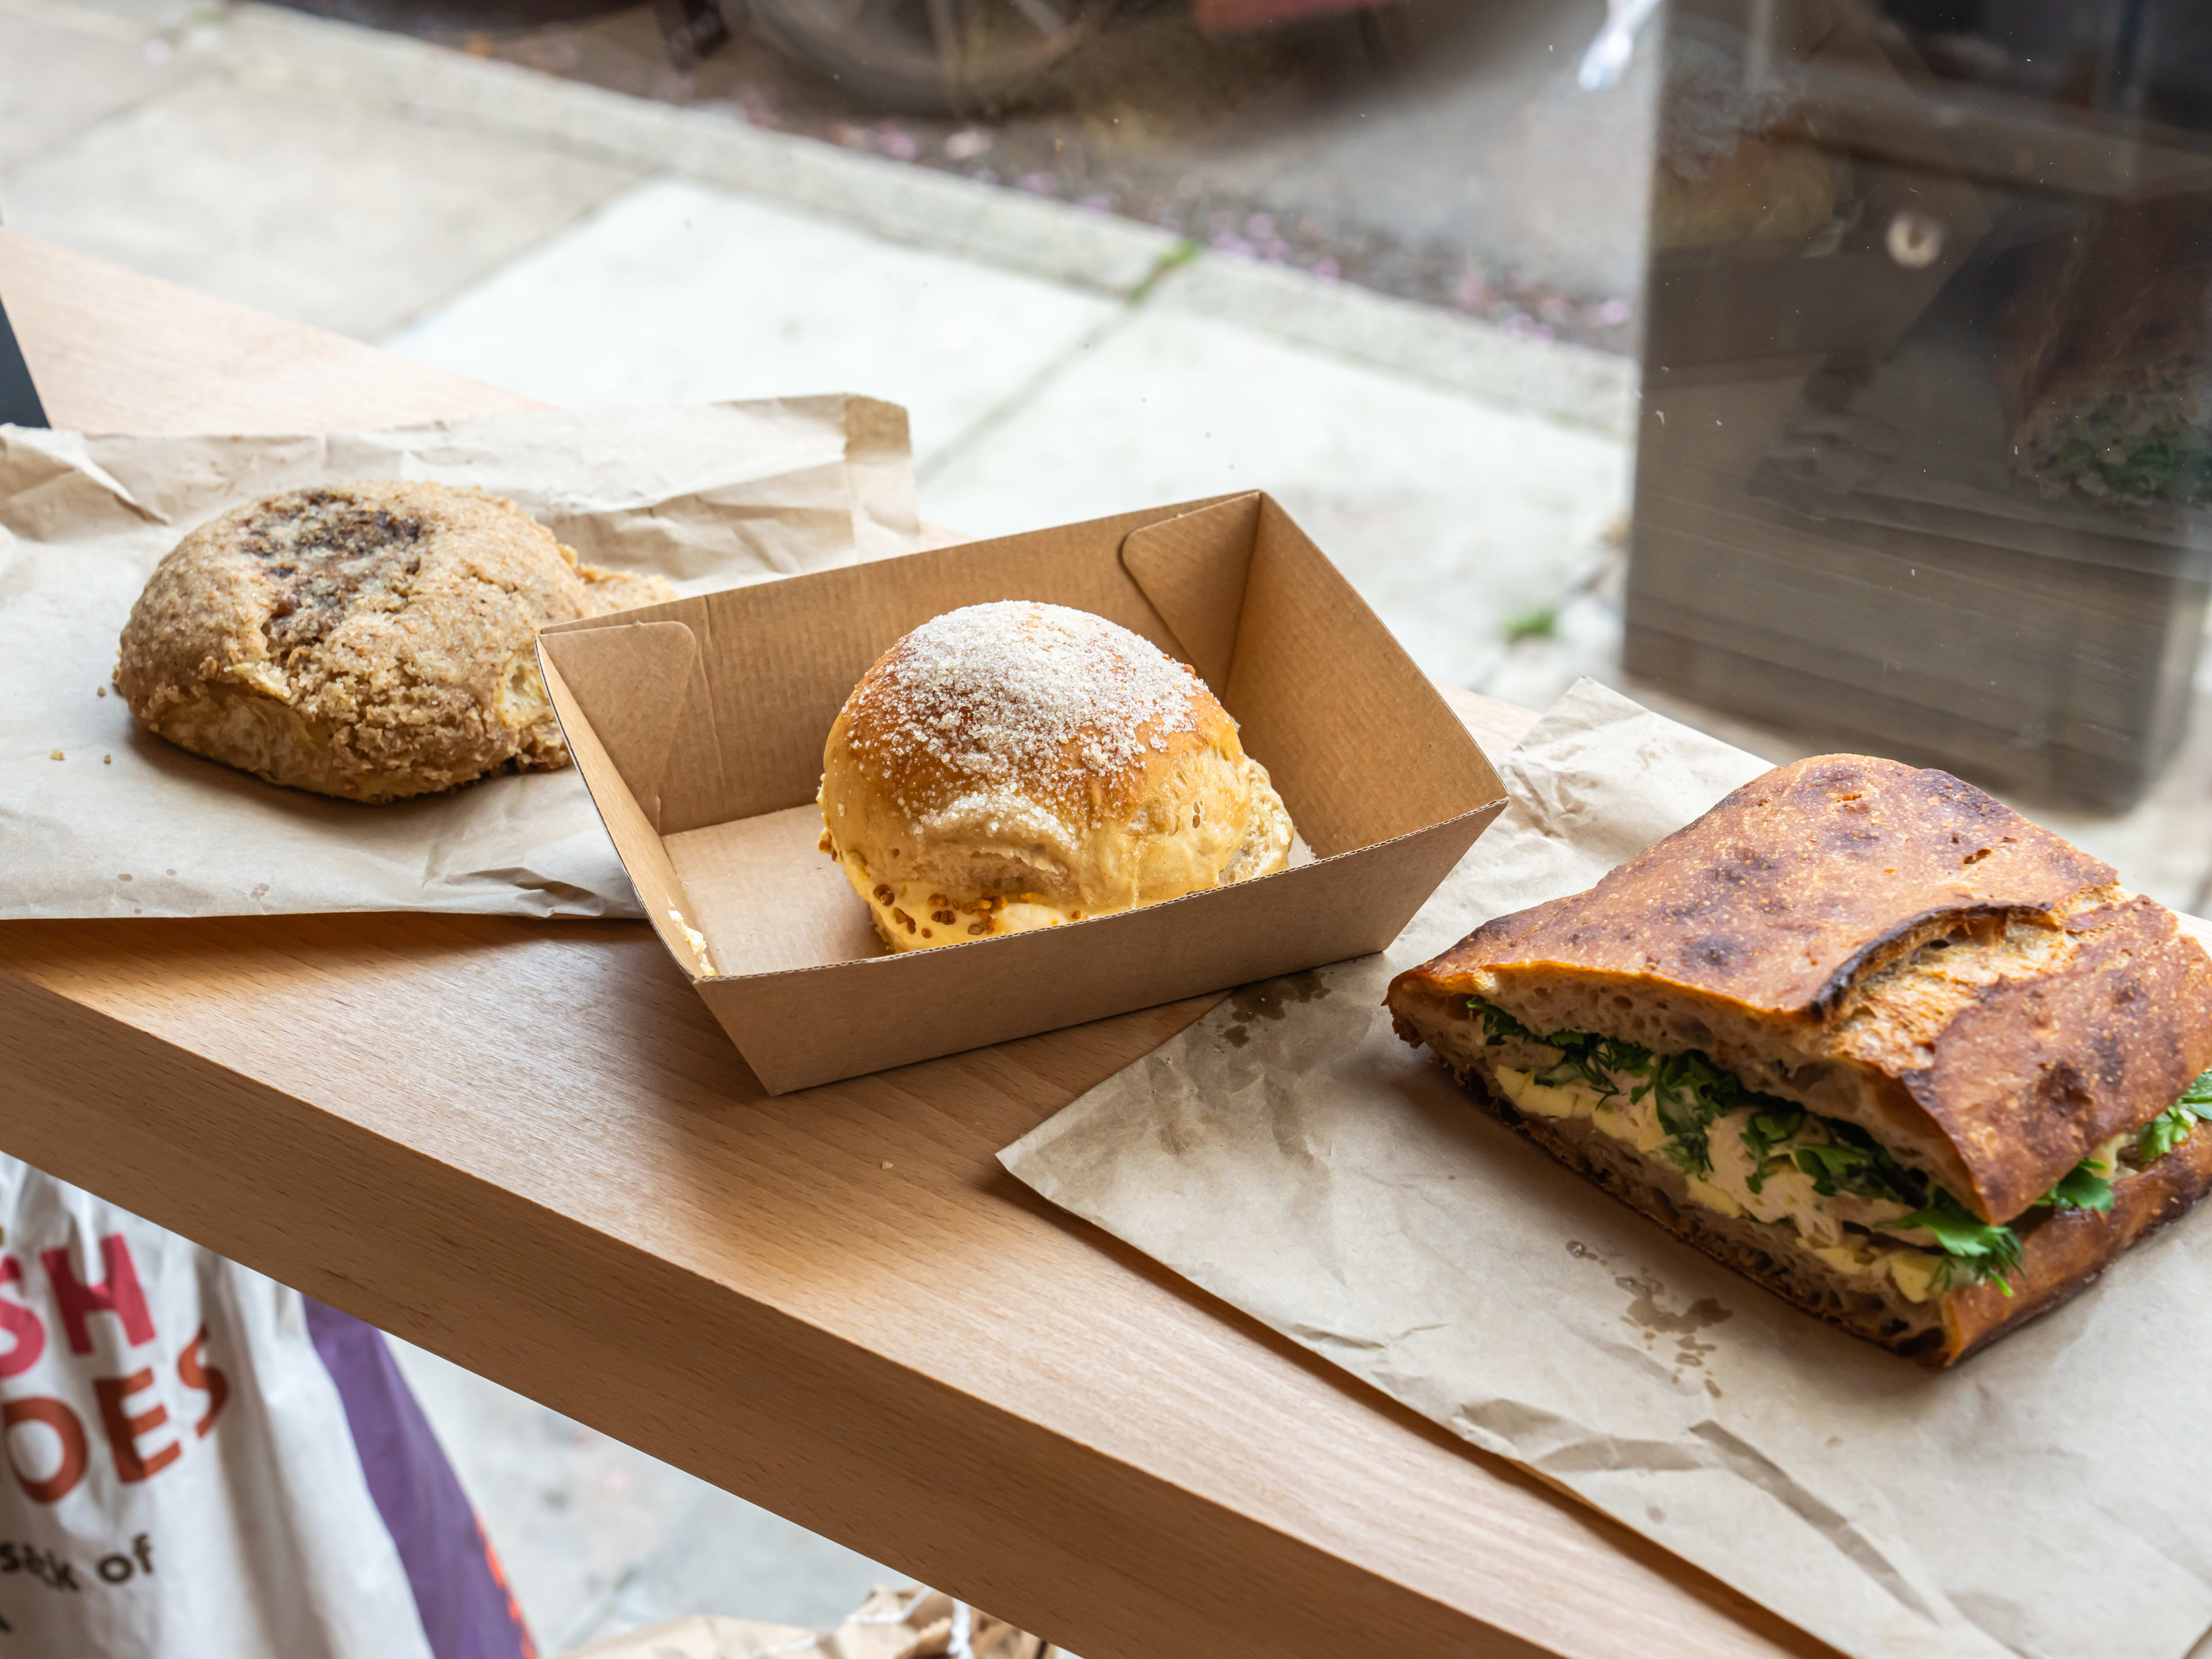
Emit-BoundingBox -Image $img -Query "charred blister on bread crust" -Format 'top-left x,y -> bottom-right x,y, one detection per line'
1847,896 -> 2212,1219
1444,756 -> 2115,1020
1393,755 -> 2212,1224
1941,1125 -> 2212,1360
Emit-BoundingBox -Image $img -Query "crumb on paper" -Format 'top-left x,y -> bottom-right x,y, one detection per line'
666,907 -> 715,976
49,749 -> 62,761
103,755 -> 111,764
96,686 -> 106,698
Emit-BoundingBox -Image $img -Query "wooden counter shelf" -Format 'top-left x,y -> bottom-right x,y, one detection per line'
0,232 -> 1833,1659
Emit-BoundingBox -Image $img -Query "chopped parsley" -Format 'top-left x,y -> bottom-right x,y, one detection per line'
1468,999 -> 1534,1047
2035,1159 -> 2116,1215
1633,1050 -> 1743,1177
1788,1122 -> 1923,1209
1738,1104 -> 1805,1194
1455,998 -> 2211,1293
1880,1190 -> 2023,1295
2138,1069 -> 2212,1162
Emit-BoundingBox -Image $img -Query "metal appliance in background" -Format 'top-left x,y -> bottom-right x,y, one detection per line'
1627,0 -> 2212,810
665,0 -> 1406,112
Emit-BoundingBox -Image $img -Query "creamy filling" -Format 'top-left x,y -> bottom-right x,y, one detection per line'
1468,999 -> 2212,1298
1494,1066 -> 1948,1304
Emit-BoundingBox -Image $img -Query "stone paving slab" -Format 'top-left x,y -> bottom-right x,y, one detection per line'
392,1339 -> 892,1654
209,1 -> 1633,434
0,6 -> 187,168
1164,0 -> 1652,301
921,298 -> 1629,691
2,72 -> 642,337
1154,251 -> 1633,436
214,2 -> 1186,303
384,175 -> 1123,468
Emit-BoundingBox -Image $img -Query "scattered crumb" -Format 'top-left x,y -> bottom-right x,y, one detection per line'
96,686 -> 106,698
880,1161 -> 893,1171
48,749 -> 62,761
103,755 -> 111,764
118,873 -> 132,882
665,907 -> 715,976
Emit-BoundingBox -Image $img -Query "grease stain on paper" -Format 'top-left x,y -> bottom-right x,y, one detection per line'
1221,971 -> 1329,1048
1616,1270 -> 1732,1381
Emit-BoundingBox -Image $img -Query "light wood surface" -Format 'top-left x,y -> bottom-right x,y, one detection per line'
0,233 -> 1831,1659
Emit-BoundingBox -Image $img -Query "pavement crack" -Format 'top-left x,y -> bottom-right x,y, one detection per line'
917,240 -> 1202,486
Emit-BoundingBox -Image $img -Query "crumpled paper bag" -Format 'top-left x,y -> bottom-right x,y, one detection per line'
1002,679 -> 2212,1659
0,397 -> 916,919
563,1585 -> 1065,1659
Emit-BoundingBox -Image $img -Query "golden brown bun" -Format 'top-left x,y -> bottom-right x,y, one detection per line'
818,601 -> 1293,952
115,481 -> 677,804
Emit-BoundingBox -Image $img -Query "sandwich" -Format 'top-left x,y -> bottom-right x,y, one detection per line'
1997,192 -> 2212,507
1385,753 -> 2212,1363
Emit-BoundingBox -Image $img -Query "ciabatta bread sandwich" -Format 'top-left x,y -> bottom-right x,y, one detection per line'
1386,754 -> 2212,1364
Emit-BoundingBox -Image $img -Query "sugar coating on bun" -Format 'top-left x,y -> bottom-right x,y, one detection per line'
819,601 -> 1294,951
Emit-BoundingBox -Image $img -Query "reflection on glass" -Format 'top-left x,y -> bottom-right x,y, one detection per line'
1630,0 -> 2212,812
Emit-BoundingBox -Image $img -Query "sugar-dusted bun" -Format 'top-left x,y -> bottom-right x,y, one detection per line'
819,601 -> 1294,952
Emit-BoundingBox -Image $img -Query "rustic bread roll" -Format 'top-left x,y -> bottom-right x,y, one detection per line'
818,601 -> 1294,952
1387,753 -> 2212,1364
115,481 -> 676,804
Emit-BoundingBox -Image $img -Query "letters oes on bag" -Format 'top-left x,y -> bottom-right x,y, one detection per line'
0,1236 -> 228,1505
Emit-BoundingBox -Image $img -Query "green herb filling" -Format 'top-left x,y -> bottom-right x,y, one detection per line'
1464,998 -> 2210,1293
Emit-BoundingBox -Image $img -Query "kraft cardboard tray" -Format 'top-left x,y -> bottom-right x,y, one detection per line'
537,491 -> 1508,1093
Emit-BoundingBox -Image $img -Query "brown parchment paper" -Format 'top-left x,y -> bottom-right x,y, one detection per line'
0,397 -> 917,920
1001,679 -> 2212,1659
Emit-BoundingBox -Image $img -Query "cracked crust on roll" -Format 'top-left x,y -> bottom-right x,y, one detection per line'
817,601 -> 1296,951
115,481 -> 677,804
1390,1007 -> 2212,1365
1392,755 -> 2212,1224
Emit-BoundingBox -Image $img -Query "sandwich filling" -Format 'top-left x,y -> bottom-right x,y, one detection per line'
1465,999 -> 2212,1300
2041,414 -> 2212,506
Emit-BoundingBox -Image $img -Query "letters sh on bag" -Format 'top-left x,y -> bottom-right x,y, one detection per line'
0,1232 -> 225,1510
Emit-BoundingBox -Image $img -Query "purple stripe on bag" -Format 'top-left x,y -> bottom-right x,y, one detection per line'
304,1298 -> 537,1659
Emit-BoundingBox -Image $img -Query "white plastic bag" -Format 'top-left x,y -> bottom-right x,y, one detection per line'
0,1155 -> 535,1657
